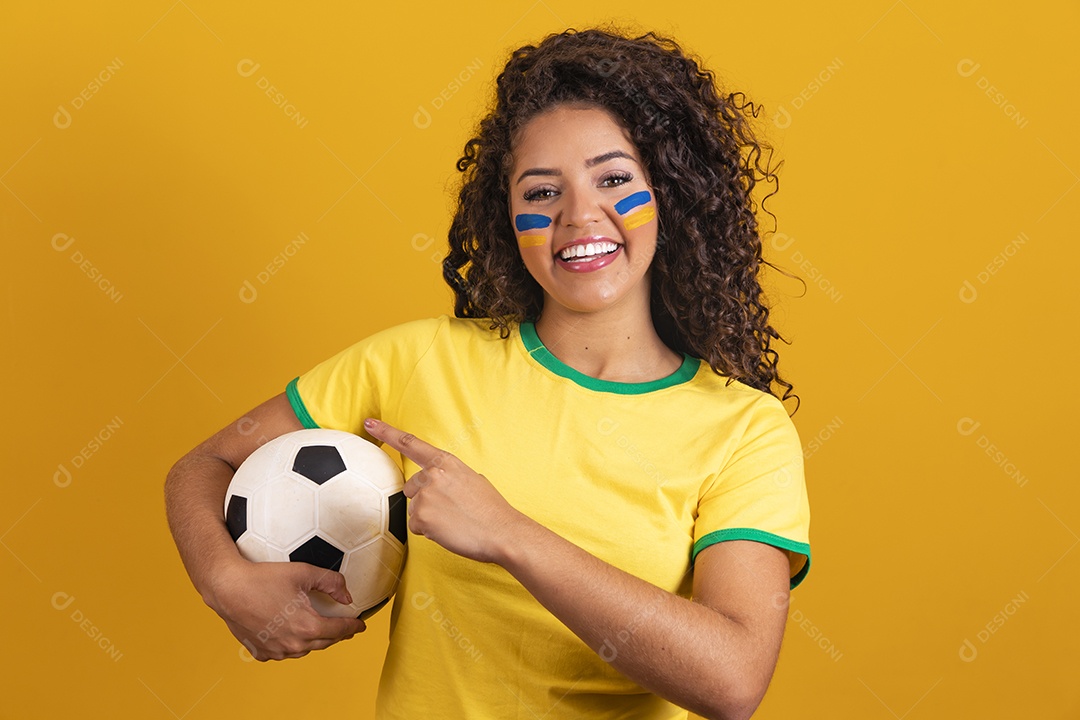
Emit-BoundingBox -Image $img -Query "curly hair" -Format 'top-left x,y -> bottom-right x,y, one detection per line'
442,27 -> 798,410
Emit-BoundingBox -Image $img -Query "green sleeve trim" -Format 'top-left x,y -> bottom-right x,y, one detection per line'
285,377 -> 320,429
693,528 -> 811,590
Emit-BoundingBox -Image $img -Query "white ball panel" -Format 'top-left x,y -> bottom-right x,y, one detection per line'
251,475 -> 318,549
345,440 -> 405,493
341,535 -> 406,608
225,439 -> 287,505
317,474 -> 386,550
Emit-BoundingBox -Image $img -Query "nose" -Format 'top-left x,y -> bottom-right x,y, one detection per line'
560,183 -> 604,229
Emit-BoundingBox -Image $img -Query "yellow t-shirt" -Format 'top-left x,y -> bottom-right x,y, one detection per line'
286,315 -> 811,719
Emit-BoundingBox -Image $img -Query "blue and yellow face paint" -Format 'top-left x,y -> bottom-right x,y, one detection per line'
614,190 -> 656,231
514,213 -> 551,248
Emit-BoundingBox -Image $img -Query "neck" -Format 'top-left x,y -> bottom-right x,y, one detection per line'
532,299 -> 682,384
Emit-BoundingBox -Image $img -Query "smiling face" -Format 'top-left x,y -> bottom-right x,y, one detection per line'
508,104 -> 659,316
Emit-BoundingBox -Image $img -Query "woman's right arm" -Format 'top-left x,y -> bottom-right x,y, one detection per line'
164,392 -> 365,660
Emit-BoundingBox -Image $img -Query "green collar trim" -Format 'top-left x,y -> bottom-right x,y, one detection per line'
519,321 -> 700,395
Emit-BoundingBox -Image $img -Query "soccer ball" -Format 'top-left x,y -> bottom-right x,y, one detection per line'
224,428 -> 407,619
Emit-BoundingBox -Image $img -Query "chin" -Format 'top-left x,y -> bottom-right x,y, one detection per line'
555,288 -> 636,314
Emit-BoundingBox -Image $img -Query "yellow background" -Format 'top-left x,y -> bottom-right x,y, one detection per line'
3,1 -> 1076,717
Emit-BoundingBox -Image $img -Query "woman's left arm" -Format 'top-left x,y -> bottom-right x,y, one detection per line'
504,515 -> 790,720
365,418 -> 791,720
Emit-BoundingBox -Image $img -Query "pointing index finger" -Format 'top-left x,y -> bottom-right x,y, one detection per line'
364,418 -> 448,469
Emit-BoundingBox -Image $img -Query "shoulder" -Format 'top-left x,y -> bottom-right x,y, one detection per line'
381,314 -> 510,336
346,314 -> 478,347
424,315 -> 521,351
361,315 -> 516,358
675,371 -> 800,462
687,367 -> 793,420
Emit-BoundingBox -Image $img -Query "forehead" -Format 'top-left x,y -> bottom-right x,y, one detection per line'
511,104 -> 639,164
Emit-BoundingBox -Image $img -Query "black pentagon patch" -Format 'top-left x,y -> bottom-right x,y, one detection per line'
292,445 -> 346,485
290,535 -> 344,571
225,495 -> 247,542
388,491 -> 407,546
359,596 -> 390,620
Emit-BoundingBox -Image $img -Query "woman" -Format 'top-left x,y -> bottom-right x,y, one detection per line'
166,28 -> 810,720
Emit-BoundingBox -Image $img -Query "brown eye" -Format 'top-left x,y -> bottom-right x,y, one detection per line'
523,186 -> 558,202
600,171 -> 633,187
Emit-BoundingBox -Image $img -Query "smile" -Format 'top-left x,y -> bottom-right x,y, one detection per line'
554,243 -> 623,273
557,240 -> 620,262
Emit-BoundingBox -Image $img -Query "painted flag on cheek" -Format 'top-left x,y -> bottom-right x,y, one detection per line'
515,213 -> 551,247
614,191 -> 656,231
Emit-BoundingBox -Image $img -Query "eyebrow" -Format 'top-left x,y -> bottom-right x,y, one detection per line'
515,149 -> 636,185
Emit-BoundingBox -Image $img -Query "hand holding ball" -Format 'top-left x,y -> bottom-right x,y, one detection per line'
224,429 -> 407,619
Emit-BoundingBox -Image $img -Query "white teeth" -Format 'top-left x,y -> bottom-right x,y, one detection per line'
559,241 -> 618,261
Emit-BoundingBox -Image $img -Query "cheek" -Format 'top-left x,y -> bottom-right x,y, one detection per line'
514,213 -> 552,249
614,190 -> 656,232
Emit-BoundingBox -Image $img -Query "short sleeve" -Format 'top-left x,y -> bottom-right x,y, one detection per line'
692,395 -> 811,589
285,316 -> 446,443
